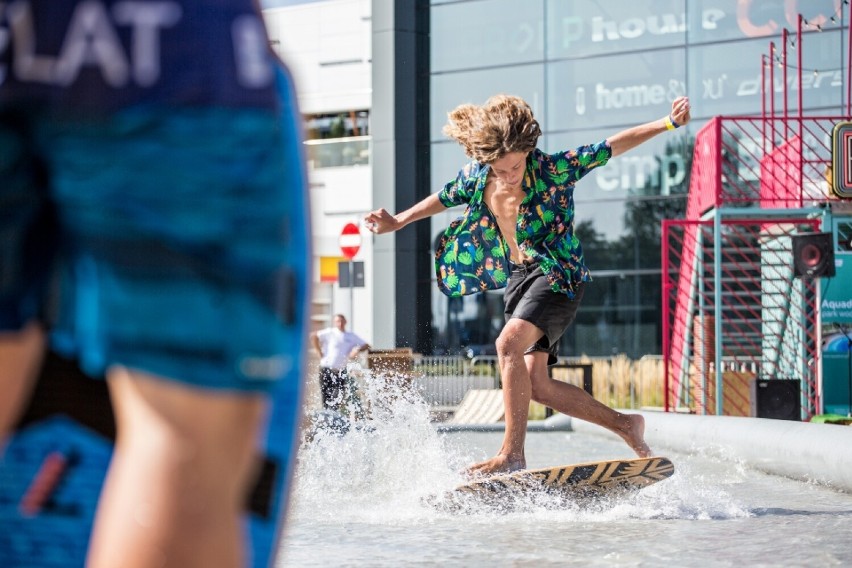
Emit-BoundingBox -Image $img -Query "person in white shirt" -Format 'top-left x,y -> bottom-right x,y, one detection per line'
310,314 -> 370,415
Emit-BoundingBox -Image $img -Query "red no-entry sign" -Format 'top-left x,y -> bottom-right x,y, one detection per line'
339,222 -> 362,260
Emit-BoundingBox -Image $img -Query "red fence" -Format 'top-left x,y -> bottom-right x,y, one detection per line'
687,116 -> 840,216
662,116 -> 843,418
663,218 -> 821,417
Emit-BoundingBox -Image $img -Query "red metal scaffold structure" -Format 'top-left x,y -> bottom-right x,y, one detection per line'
662,6 -> 852,419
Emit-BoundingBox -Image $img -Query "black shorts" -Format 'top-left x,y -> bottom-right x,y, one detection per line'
503,262 -> 585,365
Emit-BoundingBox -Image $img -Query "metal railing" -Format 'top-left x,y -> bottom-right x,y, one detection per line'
411,355 -> 500,408
304,136 -> 370,169
410,354 -> 667,411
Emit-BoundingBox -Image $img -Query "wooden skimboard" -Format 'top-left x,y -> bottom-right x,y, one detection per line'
433,456 -> 674,510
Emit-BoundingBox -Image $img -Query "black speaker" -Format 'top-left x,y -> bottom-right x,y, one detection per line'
792,232 -> 835,278
750,379 -> 801,421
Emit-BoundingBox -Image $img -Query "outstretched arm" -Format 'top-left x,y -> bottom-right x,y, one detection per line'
608,96 -> 691,157
364,192 -> 446,235
348,343 -> 371,359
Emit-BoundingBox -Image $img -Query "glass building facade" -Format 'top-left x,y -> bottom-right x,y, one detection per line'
422,0 -> 847,358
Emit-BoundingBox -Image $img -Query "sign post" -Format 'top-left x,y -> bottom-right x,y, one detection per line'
339,223 -> 362,328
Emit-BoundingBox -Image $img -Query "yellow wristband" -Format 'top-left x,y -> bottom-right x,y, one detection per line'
664,115 -> 676,130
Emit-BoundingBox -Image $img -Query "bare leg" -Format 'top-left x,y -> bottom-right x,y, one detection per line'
86,367 -> 267,568
527,356 -> 651,457
466,319 -> 543,476
0,322 -> 46,445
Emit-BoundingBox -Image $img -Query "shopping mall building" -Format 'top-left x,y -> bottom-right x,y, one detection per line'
264,0 -> 847,357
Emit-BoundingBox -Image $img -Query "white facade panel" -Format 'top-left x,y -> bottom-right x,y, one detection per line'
264,0 -> 377,345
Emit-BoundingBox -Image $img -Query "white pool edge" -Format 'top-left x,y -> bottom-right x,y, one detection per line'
553,411 -> 852,494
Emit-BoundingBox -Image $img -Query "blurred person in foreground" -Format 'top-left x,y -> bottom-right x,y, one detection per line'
0,1 -> 309,566
365,93 -> 690,476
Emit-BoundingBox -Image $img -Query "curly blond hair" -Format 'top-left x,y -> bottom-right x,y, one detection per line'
442,94 -> 541,164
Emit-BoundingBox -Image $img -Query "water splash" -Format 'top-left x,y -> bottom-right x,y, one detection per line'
291,366 -> 470,523
279,374 -> 851,567
289,366 -> 751,524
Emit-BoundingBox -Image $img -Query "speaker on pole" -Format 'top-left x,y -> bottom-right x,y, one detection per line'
792,232 -> 835,278
750,379 -> 801,421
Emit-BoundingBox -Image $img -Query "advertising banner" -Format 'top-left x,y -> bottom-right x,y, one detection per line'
822,253 -> 852,322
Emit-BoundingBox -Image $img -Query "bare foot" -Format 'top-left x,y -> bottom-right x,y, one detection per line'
464,454 -> 526,478
618,414 -> 652,458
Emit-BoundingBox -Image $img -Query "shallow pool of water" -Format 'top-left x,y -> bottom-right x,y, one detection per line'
276,376 -> 852,567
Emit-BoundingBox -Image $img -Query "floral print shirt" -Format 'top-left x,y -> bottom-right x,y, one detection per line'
435,141 -> 612,298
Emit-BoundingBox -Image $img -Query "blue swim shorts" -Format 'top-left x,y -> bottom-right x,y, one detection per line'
0,2 -> 310,394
